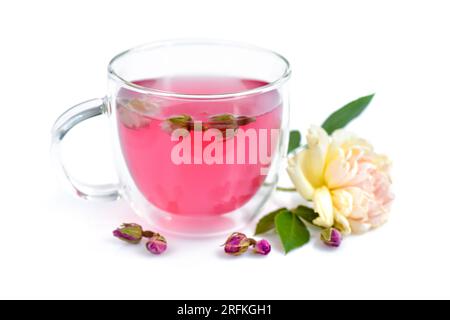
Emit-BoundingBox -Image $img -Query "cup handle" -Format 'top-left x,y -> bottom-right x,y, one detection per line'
51,98 -> 120,201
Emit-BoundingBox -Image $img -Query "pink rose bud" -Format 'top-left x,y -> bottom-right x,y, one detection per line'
113,223 -> 143,244
224,232 -> 251,256
254,239 -> 271,255
146,234 -> 168,255
321,228 -> 342,247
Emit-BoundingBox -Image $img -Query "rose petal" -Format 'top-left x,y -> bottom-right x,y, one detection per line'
334,210 -> 351,235
287,152 -> 315,200
312,187 -> 334,228
349,220 -> 371,234
303,126 -> 330,187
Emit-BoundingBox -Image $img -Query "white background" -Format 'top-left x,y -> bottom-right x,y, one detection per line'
0,0 -> 449,300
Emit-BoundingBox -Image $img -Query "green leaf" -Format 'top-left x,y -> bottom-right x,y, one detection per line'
275,210 -> 310,254
292,205 -> 319,225
288,130 -> 301,153
255,208 -> 288,235
322,94 -> 375,135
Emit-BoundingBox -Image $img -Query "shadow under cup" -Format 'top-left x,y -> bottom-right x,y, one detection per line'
54,40 -> 291,237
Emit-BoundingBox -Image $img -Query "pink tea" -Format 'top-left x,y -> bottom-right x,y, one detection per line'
117,77 -> 282,216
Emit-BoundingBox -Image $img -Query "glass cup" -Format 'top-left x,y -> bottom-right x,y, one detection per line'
51,40 -> 291,236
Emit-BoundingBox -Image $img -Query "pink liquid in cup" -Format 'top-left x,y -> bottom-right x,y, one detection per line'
117,77 -> 282,216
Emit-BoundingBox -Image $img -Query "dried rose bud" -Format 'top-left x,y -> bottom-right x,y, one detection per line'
206,114 -> 238,131
113,223 -> 143,244
205,114 -> 256,139
321,228 -> 342,247
224,232 -> 251,256
161,114 -> 195,135
146,234 -> 168,255
235,115 -> 256,127
253,239 -> 271,256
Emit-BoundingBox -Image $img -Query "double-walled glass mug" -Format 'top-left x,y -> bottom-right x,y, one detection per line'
51,40 -> 291,236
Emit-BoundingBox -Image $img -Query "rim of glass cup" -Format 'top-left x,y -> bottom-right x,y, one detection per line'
108,39 -> 291,99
